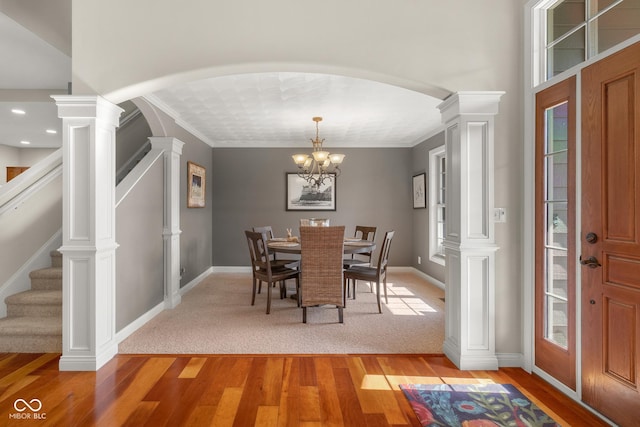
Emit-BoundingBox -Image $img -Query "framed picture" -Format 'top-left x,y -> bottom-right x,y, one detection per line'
187,161 -> 206,208
412,173 -> 426,209
286,173 -> 336,211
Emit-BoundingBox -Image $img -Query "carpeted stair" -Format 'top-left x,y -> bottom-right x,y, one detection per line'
0,251 -> 62,352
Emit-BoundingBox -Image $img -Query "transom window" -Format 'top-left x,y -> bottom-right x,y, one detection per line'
537,0 -> 640,82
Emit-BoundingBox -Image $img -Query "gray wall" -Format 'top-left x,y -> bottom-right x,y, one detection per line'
411,132 -> 446,283
115,112 -> 152,172
212,147 -> 413,267
115,160 -> 164,331
174,128 -> 214,286
0,175 -> 62,286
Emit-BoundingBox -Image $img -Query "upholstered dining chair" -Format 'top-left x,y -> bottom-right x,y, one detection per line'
299,225 -> 345,323
252,225 -> 300,294
245,230 -> 300,314
343,230 -> 395,313
343,225 -> 377,270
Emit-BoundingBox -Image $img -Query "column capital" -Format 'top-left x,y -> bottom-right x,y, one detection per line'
149,136 -> 185,154
52,95 -> 123,127
438,91 -> 505,123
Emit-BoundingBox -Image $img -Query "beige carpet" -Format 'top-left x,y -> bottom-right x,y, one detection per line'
118,271 -> 445,354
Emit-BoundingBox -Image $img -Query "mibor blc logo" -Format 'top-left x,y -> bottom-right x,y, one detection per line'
9,398 -> 46,420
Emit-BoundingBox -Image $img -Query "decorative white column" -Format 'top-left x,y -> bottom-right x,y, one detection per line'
438,91 -> 504,370
149,137 -> 184,309
53,95 -> 123,371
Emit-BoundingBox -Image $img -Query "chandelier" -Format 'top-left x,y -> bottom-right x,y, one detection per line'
292,117 -> 345,188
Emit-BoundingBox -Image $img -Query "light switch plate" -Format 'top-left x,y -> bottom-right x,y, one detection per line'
494,207 -> 506,223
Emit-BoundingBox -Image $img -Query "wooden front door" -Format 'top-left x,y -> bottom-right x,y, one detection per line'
581,41 -> 640,426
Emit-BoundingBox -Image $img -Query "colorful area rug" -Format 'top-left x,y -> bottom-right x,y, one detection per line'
399,383 -> 560,427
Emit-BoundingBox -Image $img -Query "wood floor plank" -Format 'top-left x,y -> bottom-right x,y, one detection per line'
0,353 -> 58,387
212,386 -> 243,427
255,405 -> 280,427
299,386 -> 321,423
263,357 -> 284,406
0,354 -> 612,426
94,356 -> 175,426
181,404 -> 217,427
332,366 -> 368,427
233,357 -> 267,426
279,357 -> 301,427
178,357 -> 207,378
345,357 -> 380,415
121,401 -> 159,427
314,357 -> 345,426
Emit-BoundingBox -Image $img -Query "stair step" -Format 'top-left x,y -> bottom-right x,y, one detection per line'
0,317 -> 61,353
29,267 -> 62,290
6,290 -> 62,317
50,250 -> 62,268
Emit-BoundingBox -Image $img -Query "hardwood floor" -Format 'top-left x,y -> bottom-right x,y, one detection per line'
0,353 -> 608,426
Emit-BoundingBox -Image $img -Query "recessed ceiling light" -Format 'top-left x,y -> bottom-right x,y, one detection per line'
11,109 -> 26,115
20,140 -> 31,145
46,129 -> 57,134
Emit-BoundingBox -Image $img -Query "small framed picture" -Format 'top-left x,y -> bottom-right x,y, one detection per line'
187,161 -> 206,208
286,173 -> 336,211
412,173 -> 426,209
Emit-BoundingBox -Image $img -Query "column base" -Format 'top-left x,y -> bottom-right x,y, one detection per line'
58,342 -> 118,371
165,293 -> 181,309
444,337 -> 499,370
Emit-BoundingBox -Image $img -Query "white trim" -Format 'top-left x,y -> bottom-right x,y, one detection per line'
211,266 -> 252,274
401,267 -> 445,291
496,353 -> 524,368
116,147 -> 165,207
180,267 -> 215,295
115,301 -> 165,345
116,139 -> 151,183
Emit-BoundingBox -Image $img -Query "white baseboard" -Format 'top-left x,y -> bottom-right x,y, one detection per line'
397,267 -> 446,290
115,266 -> 214,347
115,301 -> 165,345
496,353 -> 524,368
211,266 -> 252,274
179,267 -> 214,295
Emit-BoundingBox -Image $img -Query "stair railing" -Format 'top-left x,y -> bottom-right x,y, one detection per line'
0,149 -> 62,217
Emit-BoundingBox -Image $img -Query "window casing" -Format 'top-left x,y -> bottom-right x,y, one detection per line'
429,146 -> 446,265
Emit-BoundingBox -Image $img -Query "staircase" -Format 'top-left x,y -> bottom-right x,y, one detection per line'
0,251 -> 62,352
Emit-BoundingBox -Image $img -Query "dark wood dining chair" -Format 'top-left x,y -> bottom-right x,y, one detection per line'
245,230 -> 300,314
299,225 -> 345,323
252,225 -> 300,293
343,230 -> 394,313
343,225 -> 377,270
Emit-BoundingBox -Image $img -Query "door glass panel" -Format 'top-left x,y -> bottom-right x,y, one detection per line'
543,101 -> 570,349
546,154 -> 569,201
546,248 -> 568,297
546,295 -> 569,347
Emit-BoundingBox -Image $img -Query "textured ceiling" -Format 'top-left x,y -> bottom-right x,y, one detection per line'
147,72 -> 445,148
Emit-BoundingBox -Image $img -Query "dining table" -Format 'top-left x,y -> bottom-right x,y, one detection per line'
267,237 -> 376,255
267,237 -> 376,301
